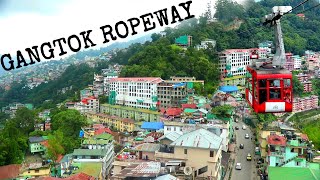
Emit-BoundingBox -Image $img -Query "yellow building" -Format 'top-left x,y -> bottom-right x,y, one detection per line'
258,129 -> 281,157
20,164 -> 50,178
155,128 -> 223,179
85,112 -> 135,132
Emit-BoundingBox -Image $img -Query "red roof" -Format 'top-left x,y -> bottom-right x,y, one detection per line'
56,154 -> 64,163
93,124 -> 104,129
81,96 -> 96,104
38,172 -> 95,180
94,127 -> 113,135
109,77 -> 162,83
267,135 -> 287,146
297,13 -> 305,17
166,108 -> 182,116
146,132 -> 163,140
0,164 -> 22,179
300,134 -> 309,141
181,104 -> 197,109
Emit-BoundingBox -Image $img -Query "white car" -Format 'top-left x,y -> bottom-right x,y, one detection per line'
242,125 -> 246,130
235,163 -> 242,170
245,134 -> 249,139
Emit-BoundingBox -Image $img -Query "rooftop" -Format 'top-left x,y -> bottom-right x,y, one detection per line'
133,143 -> 161,152
170,128 -> 222,150
29,136 -> 45,143
158,132 -> 181,142
100,104 -> 160,115
71,162 -> 103,178
111,162 -> 161,179
268,167 -> 320,180
72,149 -> 107,156
141,122 -> 164,130
109,77 -> 163,83
267,135 -> 287,146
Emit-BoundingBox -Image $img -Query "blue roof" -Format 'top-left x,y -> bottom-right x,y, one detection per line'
141,122 -> 164,130
173,82 -> 186,88
219,86 -> 238,93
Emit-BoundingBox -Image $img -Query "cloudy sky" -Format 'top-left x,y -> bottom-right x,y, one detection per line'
0,0 -> 214,57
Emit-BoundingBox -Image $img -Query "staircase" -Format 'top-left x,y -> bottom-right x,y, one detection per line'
277,155 -> 298,167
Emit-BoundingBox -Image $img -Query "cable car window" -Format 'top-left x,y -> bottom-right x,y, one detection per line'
284,92 -> 292,103
259,80 -> 266,88
259,89 -> 267,104
273,80 -> 280,87
270,89 -> 280,99
284,79 -> 291,87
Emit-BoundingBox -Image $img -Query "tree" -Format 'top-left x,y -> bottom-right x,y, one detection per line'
151,33 -> 162,42
211,104 -> 233,118
12,107 -> 36,135
47,130 -> 65,163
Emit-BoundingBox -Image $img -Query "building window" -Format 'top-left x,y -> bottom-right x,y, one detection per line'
184,149 -> 187,154
210,151 -> 214,157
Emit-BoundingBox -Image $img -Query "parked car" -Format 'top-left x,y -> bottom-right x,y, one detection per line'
235,126 -> 239,130
245,134 -> 249,139
242,125 -> 246,130
247,153 -> 252,161
235,163 -> 242,170
255,147 -> 261,155
240,144 -> 244,149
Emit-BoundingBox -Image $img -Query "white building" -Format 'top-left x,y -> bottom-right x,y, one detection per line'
293,55 -> 302,69
103,72 -> 118,96
204,123 -> 230,152
75,96 -> 99,113
109,77 -> 163,109
196,39 -> 216,50
163,122 -> 184,135
219,49 -> 252,87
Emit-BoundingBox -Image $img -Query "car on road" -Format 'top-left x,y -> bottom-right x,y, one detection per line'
255,147 -> 261,155
235,163 -> 242,170
235,126 -> 239,130
245,134 -> 249,139
242,125 -> 246,130
239,144 -> 244,149
247,153 -> 252,161
235,119 -> 239,123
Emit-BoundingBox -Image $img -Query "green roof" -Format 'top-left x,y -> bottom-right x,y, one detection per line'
25,104 -> 33,110
71,162 -> 102,177
101,104 -> 160,115
175,35 -> 189,45
268,167 -> 320,180
82,139 -> 111,145
72,149 -> 107,156
42,136 -> 49,140
94,133 -> 113,141
184,108 -> 198,113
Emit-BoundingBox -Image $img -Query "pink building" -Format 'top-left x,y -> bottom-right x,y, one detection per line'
284,53 -> 294,71
296,73 -> 313,92
293,95 -> 318,112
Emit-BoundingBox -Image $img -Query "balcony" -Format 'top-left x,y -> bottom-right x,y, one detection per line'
269,151 -> 285,157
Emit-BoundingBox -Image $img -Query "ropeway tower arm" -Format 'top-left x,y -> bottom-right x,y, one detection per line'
262,6 -> 292,69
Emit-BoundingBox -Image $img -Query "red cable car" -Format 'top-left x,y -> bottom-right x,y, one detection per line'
245,66 -> 292,113
245,6 -> 293,113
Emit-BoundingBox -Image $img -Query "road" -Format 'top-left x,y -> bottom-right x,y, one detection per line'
231,121 -> 256,180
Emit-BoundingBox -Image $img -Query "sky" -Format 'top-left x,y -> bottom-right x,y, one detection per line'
0,0 -> 214,58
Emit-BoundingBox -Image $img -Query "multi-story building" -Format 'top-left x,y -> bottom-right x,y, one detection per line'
219,49 -> 254,93
84,112 -> 135,132
157,81 -> 188,108
195,39 -> 216,50
307,57 -> 319,71
170,76 -> 204,85
267,132 -> 309,168
284,53 -> 294,71
258,41 -> 273,55
29,136 -> 48,154
292,55 -> 302,69
103,72 -> 118,96
75,96 -> 99,114
99,104 -> 160,122
155,128 -> 223,179
293,95 -> 319,112
92,74 -> 104,98
175,35 -> 192,48
296,73 -> 313,92
108,77 -> 162,110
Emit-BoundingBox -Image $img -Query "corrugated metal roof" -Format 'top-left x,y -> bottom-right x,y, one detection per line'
268,167 -> 320,180
158,132 -> 181,142
170,128 -> 222,150
133,143 -> 160,152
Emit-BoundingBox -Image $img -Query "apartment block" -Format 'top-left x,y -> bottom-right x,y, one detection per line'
108,77 -> 162,110
296,73 -> 313,92
284,53 -> 294,71
292,55 -> 302,69
293,95 -> 319,112
100,104 -> 160,122
75,96 -> 99,114
103,72 -> 118,96
157,81 -> 188,108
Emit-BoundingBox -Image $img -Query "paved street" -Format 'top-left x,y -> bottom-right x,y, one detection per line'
231,121 -> 256,180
